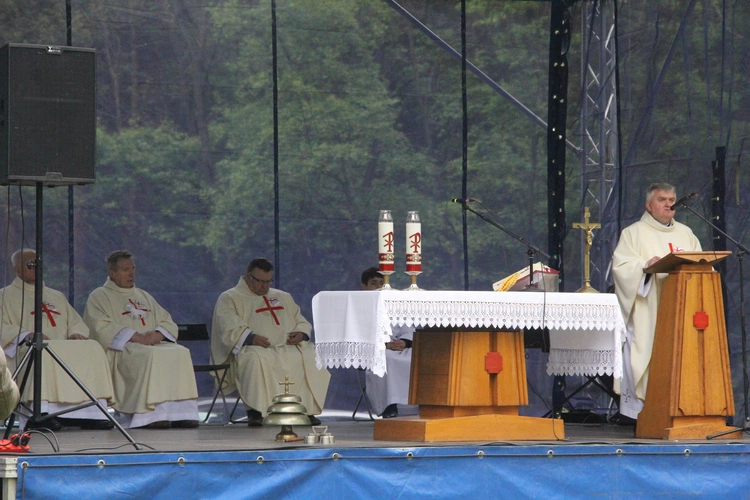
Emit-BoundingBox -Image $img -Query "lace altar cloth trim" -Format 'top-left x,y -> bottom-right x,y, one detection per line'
315,341 -> 387,377
383,294 -> 624,334
547,349 -> 619,377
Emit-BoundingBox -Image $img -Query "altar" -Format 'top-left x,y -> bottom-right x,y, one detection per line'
312,290 -> 626,442
313,290 -> 626,379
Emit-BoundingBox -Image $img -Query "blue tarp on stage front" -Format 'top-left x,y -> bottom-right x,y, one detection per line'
13,442 -> 750,498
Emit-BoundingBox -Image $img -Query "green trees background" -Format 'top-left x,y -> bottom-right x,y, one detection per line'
2,0 -> 749,415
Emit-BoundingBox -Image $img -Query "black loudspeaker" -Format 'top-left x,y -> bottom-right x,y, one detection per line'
0,43 -> 96,185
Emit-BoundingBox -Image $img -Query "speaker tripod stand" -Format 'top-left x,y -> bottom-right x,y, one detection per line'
3,183 -> 139,450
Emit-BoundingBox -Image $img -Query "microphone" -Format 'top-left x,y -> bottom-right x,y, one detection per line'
670,192 -> 698,211
450,198 -> 478,204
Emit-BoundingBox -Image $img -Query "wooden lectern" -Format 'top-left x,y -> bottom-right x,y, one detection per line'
373,328 -> 564,442
636,251 -> 741,440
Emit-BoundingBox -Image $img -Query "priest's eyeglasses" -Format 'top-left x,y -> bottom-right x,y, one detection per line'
248,274 -> 274,285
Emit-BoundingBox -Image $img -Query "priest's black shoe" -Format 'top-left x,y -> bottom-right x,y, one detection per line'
57,417 -> 115,430
172,420 -> 199,429
380,404 -> 398,419
81,419 -> 115,430
247,409 -> 264,427
26,415 -> 62,431
307,415 -> 321,426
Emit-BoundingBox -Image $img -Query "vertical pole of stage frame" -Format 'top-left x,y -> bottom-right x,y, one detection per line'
66,0 -> 76,306
460,0 -> 469,290
271,0 -> 281,285
548,0 -> 572,415
32,182 -> 44,418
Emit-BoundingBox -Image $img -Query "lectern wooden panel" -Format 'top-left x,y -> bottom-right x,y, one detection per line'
636,251 -> 740,440
373,328 -> 564,442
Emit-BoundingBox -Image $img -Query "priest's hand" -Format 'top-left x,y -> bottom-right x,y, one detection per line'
253,335 -> 271,348
144,331 -> 165,345
130,331 -> 164,346
286,332 -> 306,345
646,256 -> 661,267
386,339 -> 406,351
68,333 -> 88,340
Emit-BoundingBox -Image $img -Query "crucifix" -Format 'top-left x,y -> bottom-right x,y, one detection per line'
279,375 -> 295,394
573,207 -> 601,293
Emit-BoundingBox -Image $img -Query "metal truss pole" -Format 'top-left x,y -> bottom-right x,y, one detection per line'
579,0 -> 618,292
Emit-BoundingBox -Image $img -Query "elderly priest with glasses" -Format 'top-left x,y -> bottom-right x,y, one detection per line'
211,257 -> 330,427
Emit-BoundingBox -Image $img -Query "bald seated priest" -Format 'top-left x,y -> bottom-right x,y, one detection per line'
612,182 -> 702,421
0,249 -> 115,431
211,257 -> 330,427
83,250 -> 199,429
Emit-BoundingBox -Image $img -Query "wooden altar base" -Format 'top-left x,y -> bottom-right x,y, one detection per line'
373,414 -> 564,442
638,415 -> 742,441
385,328 -> 565,442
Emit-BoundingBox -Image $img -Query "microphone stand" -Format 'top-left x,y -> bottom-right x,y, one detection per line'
674,202 -> 748,439
458,201 -> 550,288
459,201 -> 568,415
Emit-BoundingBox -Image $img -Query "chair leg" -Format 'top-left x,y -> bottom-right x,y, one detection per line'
203,369 -> 230,424
228,396 -> 243,424
352,368 -> 374,421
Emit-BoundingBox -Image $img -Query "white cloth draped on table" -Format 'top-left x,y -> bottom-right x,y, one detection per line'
313,290 -> 626,379
312,291 -> 392,376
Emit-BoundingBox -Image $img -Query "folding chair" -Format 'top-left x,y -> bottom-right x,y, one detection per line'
177,324 -> 231,424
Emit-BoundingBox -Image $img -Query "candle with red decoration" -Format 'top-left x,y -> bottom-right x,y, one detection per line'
405,211 -> 421,274
378,210 -> 395,274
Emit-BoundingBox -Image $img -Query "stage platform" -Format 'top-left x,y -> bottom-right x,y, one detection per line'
2,405 -> 750,499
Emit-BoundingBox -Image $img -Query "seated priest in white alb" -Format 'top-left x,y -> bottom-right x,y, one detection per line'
0,249 -> 114,430
360,268 -> 417,419
211,257 -> 330,427
83,250 -> 199,429
0,347 -> 19,422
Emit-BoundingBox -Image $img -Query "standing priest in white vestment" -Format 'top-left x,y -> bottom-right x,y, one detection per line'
83,250 -> 199,429
1,249 -> 114,430
612,183 -> 702,420
361,267 -> 416,419
211,257 -> 330,426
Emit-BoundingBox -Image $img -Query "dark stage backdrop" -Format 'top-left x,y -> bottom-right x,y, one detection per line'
1,1 -> 749,419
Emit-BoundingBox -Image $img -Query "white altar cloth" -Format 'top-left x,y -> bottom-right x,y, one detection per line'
312,290 -> 626,379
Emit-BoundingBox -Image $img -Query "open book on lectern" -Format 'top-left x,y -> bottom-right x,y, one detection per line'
643,250 -> 732,274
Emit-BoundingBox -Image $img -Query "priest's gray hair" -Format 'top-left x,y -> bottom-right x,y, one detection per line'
107,250 -> 134,271
10,248 -> 35,270
646,182 -> 676,202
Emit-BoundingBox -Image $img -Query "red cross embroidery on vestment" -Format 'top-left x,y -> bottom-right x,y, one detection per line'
255,296 -> 284,326
31,302 -> 61,327
122,299 -> 151,326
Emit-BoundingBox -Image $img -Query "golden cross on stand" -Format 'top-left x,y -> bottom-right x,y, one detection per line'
572,207 -> 601,293
279,376 -> 295,394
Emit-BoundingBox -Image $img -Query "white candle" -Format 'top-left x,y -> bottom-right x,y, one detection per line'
378,210 -> 394,272
405,211 -> 421,273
